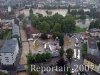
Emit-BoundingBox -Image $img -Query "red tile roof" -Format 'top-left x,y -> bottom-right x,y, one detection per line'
25,26 -> 39,35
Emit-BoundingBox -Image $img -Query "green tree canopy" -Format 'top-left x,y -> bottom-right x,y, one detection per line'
70,10 -> 77,16
30,14 -> 38,27
89,20 -> 100,29
29,8 -> 33,14
81,43 -> 87,57
68,5 -> 71,14
27,52 -> 34,64
45,52 -> 52,59
78,9 -> 84,15
62,15 -> 76,33
59,48 -> 64,57
35,53 -> 42,62
37,21 -> 50,33
27,52 -> 52,63
31,70 -> 39,75
53,23 -> 62,32
30,12 -> 76,34
66,48 -> 74,63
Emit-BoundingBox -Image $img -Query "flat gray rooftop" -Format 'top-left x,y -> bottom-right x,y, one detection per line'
12,24 -> 20,37
88,38 -> 100,57
0,38 -> 18,53
88,38 -> 97,49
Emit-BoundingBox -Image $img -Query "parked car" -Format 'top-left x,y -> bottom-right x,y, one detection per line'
75,43 -> 79,47
73,49 -> 77,59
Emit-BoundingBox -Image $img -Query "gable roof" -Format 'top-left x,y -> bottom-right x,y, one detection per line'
84,54 -> 100,65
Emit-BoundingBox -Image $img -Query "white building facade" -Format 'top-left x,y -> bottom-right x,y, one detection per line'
0,38 -> 19,65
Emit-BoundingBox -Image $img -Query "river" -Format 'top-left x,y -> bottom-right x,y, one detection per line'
19,8 -> 90,17
19,9 -> 68,16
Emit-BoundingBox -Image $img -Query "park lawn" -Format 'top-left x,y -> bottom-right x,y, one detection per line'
75,26 -> 86,33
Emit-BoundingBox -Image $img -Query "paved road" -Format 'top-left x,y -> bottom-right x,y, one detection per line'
70,33 -> 99,75
71,33 -> 87,75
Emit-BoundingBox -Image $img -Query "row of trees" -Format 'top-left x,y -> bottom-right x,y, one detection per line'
81,43 -> 87,57
27,52 -> 52,64
67,4 -> 87,20
89,20 -> 100,29
58,48 -> 74,67
70,9 -> 87,20
57,48 -> 74,75
70,8 -> 100,20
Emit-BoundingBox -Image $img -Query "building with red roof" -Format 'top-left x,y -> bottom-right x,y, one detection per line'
25,26 -> 40,41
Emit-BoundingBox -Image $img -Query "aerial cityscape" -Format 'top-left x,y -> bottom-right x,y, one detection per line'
0,0 -> 100,75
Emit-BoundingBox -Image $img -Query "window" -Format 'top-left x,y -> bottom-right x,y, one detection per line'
6,60 -> 9,62
11,53 -> 14,56
12,57 -> 14,60
5,57 -> 8,58
5,59 -> 9,60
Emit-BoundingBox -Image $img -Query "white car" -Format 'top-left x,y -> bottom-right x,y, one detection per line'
77,49 -> 80,59
71,69 -> 75,74
75,38 -> 79,43
73,49 -> 77,59
74,43 -> 79,47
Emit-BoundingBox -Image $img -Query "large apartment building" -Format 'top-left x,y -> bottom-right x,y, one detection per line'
0,38 -> 19,65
